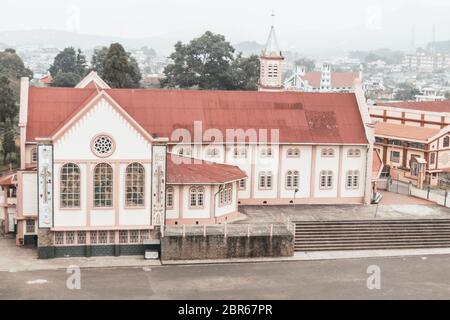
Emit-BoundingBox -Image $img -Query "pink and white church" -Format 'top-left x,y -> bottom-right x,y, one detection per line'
12,25 -> 376,258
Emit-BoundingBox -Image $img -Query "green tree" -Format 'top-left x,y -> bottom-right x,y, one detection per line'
0,76 -> 17,123
0,118 -> 17,163
91,47 -> 109,76
394,83 -> 421,101
49,47 -> 87,87
93,43 -> 142,88
0,49 -> 33,99
161,31 -> 236,90
230,53 -> 260,90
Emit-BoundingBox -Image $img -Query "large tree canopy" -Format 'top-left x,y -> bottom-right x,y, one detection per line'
161,31 -> 260,90
0,49 -> 33,99
0,76 -> 16,123
91,43 -> 142,88
49,47 -> 88,87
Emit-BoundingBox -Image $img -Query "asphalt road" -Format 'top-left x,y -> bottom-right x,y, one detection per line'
2,255 -> 450,299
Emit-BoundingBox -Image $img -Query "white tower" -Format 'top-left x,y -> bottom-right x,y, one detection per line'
259,13 -> 284,92
320,63 -> 331,92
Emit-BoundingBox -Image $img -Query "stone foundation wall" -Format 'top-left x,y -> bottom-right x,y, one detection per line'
161,233 -> 294,261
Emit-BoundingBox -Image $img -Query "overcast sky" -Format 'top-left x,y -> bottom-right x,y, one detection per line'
1,0 -> 450,49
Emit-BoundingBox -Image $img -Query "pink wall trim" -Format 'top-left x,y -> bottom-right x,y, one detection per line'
310,146 -> 317,197
277,146 -> 282,198
86,163 -> 92,227
250,145 -> 255,199
337,146 -> 343,198
210,186 -> 215,219
179,185 -> 184,219
239,197 -> 364,206
51,225 -> 155,231
114,163 -> 120,226
166,211 -> 241,225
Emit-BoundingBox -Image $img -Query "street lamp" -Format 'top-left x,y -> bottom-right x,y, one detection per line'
293,188 -> 299,210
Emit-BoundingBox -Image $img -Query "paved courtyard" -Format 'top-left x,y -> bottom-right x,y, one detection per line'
237,193 -> 450,225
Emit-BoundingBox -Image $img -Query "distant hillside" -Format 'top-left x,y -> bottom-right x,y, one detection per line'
0,30 -> 176,55
234,41 -> 264,56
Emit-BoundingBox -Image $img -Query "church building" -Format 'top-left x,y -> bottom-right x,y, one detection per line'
13,24 -> 376,258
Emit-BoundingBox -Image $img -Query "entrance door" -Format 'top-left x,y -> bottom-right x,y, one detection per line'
8,213 -> 14,233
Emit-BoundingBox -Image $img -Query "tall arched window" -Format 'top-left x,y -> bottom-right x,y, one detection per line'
259,171 -> 273,190
346,170 -> 360,189
166,187 -> 174,209
60,163 -> 81,208
219,183 -> 233,206
286,171 -> 299,189
189,187 -> 204,208
31,148 -> 38,163
93,163 -> 113,208
125,163 -> 145,207
320,170 -> 333,190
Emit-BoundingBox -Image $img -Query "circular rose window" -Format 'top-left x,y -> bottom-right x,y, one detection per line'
91,134 -> 115,158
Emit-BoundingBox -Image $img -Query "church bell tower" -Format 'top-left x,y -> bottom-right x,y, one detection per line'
259,13 -> 284,92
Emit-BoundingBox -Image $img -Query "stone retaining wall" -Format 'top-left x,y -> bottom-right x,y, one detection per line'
161,232 -> 294,261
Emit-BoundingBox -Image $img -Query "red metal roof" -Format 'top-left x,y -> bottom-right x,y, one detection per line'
26,87 -> 368,144
378,100 -> 450,113
167,154 -> 246,184
0,174 -> 16,186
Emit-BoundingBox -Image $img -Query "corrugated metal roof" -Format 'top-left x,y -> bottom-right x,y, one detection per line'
26,87 -> 368,144
379,101 -> 450,113
167,154 -> 246,184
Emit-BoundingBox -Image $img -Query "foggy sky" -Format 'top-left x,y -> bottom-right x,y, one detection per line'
1,0 -> 450,49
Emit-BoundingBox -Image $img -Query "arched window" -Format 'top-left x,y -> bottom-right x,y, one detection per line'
346,170 -> 360,189
260,147 -> 273,157
348,149 -> 361,157
286,171 -> 300,189
125,163 -> 145,207
31,148 -> 38,163
219,183 -> 233,206
178,147 -> 191,156
287,148 -> 300,158
239,179 -> 246,190
189,187 -> 204,208
259,171 -> 273,190
207,147 -> 219,158
166,187 -> 174,209
60,163 -> 81,208
320,170 -> 333,189
444,136 -> 450,148
93,163 -> 113,208
321,148 -> 335,157
233,147 -> 247,158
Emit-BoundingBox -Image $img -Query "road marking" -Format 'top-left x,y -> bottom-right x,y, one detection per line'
27,279 -> 48,285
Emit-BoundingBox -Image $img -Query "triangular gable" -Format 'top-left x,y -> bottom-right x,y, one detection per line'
76,71 -> 111,89
49,90 -> 160,143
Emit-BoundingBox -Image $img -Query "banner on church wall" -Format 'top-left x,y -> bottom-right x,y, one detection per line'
38,144 -> 53,229
151,145 -> 167,226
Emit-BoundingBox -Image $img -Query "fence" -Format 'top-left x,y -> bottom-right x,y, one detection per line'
410,184 -> 450,208
162,214 -> 294,238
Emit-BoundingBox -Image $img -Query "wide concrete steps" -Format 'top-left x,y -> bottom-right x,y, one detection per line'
294,219 -> 450,252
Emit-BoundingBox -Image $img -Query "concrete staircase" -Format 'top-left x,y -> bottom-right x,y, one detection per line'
294,219 -> 450,252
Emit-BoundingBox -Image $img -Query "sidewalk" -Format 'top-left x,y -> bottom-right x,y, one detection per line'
0,238 -> 160,272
